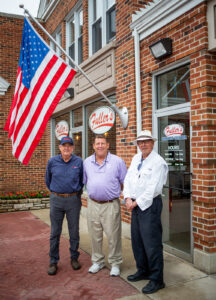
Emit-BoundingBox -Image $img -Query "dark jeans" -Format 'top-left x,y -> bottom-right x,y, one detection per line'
131,195 -> 164,283
49,193 -> 81,264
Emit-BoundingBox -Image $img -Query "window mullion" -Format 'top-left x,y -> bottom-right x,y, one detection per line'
75,11 -> 79,63
102,1 -> 106,47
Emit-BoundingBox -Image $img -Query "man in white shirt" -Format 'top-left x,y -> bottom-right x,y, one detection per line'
123,130 -> 168,294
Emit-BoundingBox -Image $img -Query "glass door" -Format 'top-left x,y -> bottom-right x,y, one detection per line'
158,112 -> 192,257
153,63 -> 192,260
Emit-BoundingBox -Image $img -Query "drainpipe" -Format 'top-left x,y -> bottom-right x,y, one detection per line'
133,28 -> 142,136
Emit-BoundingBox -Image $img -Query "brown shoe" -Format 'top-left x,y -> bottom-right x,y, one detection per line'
71,258 -> 81,270
48,263 -> 58,275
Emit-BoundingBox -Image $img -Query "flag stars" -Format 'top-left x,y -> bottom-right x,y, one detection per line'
20,19 -> 49,89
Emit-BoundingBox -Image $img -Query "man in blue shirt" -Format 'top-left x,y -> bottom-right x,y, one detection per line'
45,136 -> 83,275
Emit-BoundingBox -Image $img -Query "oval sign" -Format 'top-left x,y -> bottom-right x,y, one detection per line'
89,106 -> 115,134
55,120 -> 69,140
164,124 -> 184,137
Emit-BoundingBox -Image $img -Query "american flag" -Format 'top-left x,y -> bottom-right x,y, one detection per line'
4,17 -> 76,165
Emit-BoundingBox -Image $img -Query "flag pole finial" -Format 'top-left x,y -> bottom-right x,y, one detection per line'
19,4 -> 29,15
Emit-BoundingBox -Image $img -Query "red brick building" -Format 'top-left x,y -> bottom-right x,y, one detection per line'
0,0 -> 216,273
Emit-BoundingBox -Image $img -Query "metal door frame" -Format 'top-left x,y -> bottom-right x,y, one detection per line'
152,61 -> 193,262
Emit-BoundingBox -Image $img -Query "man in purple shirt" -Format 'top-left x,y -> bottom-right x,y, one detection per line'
83,134 -> 127,277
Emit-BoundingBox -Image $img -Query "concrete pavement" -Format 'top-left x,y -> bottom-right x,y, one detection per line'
0,208 -> 215,299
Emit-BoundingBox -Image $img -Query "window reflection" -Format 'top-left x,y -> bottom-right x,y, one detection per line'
73,107 -> 83,127
73,132 -> 82,157
157,65 -> 190,109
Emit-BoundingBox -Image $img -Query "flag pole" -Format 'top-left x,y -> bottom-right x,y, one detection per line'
19,5 -> 128,129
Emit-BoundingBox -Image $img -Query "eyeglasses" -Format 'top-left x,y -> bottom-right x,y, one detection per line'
137,140 -> 152,145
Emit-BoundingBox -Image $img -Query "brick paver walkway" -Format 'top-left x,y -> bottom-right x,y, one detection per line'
0,211 -> 138,300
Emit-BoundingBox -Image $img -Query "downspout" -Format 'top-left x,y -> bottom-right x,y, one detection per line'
133,28 -> 142,136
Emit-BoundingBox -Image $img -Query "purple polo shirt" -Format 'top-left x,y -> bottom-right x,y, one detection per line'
83,152 -> 127,201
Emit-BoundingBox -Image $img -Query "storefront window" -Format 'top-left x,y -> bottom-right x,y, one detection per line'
85,101 -> 116,156
157,64 -> 190,109
53,112 -> 70,155
73,107 -> 83,127
72,131 -> 82,157
71,107 -> 83,157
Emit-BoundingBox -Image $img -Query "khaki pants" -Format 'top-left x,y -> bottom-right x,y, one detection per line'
87,198 -> 122,266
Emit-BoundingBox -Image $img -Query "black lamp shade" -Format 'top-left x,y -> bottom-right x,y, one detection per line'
64,88 -> 74,98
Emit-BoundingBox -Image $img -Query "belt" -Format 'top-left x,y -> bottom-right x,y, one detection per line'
53,192 -> 78,198
90,198 -> 115,204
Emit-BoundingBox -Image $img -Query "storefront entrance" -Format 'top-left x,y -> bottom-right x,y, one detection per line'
153,63 -> 192,260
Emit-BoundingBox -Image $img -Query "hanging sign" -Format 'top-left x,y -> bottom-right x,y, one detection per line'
89,106 -> 115,134
55,120 -> 69,140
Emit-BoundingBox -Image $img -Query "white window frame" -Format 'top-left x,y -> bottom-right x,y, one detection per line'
50,26 -> 62,57
88,0 -> 116,56
152,59 -> 191,152
65,1 -> 83,66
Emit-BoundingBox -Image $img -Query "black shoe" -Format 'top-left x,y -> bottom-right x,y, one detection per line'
142,280 -> 165,294
48,263 -> 58,275
127,270 -> 149,282
71,258 -> 81,270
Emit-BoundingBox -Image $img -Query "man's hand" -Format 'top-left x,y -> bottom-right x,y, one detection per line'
125,198 -> 137,211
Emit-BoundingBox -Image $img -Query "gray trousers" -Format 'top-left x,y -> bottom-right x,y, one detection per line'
49,193 -> 81,264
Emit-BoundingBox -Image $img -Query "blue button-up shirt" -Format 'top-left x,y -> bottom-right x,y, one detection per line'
45,154 -> 83,193
83,152 -> 127,201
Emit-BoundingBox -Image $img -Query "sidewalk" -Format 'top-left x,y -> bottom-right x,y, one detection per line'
0,209 -> 215,300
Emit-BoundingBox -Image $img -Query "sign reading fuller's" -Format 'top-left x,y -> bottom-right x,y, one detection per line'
55,120 -> 69,140
89,106 -> 115,134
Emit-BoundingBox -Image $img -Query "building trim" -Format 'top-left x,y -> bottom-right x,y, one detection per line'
37,0 -> 61,21
0,76 -> 10,95
131,0 -> 205,41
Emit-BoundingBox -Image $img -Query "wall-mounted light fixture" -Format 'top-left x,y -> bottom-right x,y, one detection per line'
64,88 -> 74,99
75,134 -> 80,141
149,38 -> 172,59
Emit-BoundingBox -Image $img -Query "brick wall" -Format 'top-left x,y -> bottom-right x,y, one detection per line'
115,0 -> 151,223
191,49 -> 216,254
0,14 -> 50,193
115,0 -> 140,159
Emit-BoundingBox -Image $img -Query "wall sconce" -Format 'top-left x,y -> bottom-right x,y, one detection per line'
64,88 -> 74,99
149,38 -> 172,59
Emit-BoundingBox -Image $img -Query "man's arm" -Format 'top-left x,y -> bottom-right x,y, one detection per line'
45,160 -> 51,191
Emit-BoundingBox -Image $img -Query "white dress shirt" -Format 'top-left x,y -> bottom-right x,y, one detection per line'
123,150 -> 168,211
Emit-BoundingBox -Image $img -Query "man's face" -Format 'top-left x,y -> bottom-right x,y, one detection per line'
93,138 -> 109,158
59,143 -> 73,158
137,139 -> 154,158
